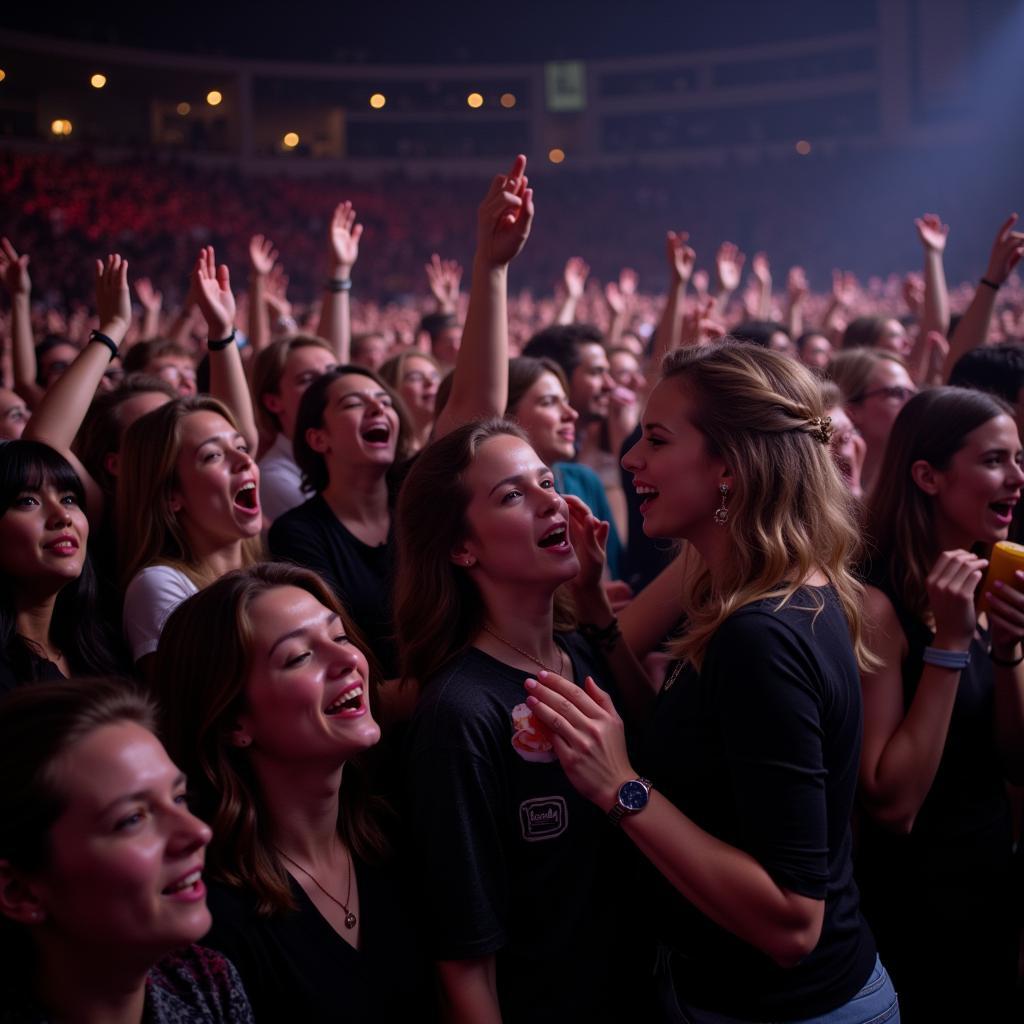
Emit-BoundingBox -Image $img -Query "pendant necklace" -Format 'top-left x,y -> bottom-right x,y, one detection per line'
481,624 -> 566,677
275,844 -> 357,929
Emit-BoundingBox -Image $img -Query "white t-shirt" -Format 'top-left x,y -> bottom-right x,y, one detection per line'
258,432 -> 307,525
123,564 -> 199,662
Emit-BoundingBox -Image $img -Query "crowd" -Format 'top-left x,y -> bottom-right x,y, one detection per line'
1,146 -> 1023,1023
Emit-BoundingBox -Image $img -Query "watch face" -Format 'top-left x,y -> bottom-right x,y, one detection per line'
619,780 -> 649,811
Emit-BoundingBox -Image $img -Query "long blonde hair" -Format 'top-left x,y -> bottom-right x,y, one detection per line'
117,395 -> 262,588
661,343 -> 872,670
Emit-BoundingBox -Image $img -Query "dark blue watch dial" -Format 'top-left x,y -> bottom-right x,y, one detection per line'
619,780 -> 649,811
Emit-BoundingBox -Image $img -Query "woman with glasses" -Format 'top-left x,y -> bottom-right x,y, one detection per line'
858,387 -> 1024,1020
828,350 -> 916,496
380,351 -> 442,453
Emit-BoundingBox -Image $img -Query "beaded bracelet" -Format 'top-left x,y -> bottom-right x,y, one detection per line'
89,329 -> 119,362
922,645 -> 971,670
208,328 -> 237,352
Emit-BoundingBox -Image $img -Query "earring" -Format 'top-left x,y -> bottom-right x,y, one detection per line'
462,557 -> 476,567
236,736 -> 251,748
713,484 -> 730,526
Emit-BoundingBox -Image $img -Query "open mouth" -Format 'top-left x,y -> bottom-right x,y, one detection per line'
162,869 -> 202,896
234,481 -> 258,511
990,500 -> 1017,523
538,525 -> 568,549
361,424 -> 391,445
635,484 -> 659,510
324,684 -> 364,716
45,535 -> 79,554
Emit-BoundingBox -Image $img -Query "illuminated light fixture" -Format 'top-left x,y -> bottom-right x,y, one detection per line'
548,147 -> 565,164
795,139 -> 811,155
369,92 -> 386,109
466,92 -> 484,109
500,92 -> 516,109
177,102 -> 191,116
90,73 -> 107,89
0,69 -> 8,83
206,90 -> 223,107
283,131 -> 300,149
50,118 -> 72,136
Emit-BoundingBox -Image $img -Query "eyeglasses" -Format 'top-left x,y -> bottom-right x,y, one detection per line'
856,385 -> 917,403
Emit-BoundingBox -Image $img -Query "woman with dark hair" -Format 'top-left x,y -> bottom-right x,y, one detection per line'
857,386 -> 1024,1020
526,343 -> 895,1022
0,679 -> 253,1022
396,418 -> 640,1024
0,440 -> 119,693
270,156 -> 535,680
156,562 -> 433,1023
842,315 -> 911,358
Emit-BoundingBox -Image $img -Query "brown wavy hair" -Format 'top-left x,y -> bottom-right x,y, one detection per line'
394,418 -> 573,685
865,386 -> 1011,620
155,562 -> 390,916
250,334 -> 335,438
659,342 -> 872,671
116,395 -> 262,588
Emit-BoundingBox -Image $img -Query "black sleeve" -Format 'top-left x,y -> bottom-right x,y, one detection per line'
268,509 -> 342,596
408,710 -> 510,959
703,612 -> 830,899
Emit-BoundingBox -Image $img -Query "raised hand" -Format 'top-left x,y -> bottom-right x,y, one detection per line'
618,267 -> 638,300
715,242 -> 745,294
787,266 -> 808,305
191,245 -> 236,339
692,269 -> 710,302
265,264 -> 292,318
329,201 -> 363,275
135,277 -> 163,312
751,251 -> 771,288
902,273 -> 924,316
666,231 -> 695,286
831,269 -> 858,308
563,256 -> 590,299
985,213 -> 1024,286
0,238 -> 31,296
249,234 -> 279,277
425,253 -> 462,312
926,549 -> 988,650
94,253 -> 131,338
681,298 -> 726,347
915,213 -> 949,254
476,154 -> 534,268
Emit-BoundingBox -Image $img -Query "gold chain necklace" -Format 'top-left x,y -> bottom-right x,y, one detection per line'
275,845 -> 357,929
481,624 -> 566,677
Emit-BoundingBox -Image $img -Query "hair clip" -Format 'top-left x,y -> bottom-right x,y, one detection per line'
808,416 -> 833,445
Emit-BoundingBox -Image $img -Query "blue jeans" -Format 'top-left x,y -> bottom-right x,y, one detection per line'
660,954 -> 900,1024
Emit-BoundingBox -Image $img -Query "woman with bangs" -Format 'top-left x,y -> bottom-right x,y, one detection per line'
269,155 -> 535,684
526,343 -> 896,1022
857,387 -> 1024,1020
0,440 -> 120,693
155,562 -> 434,1023
379,349 -> 442,454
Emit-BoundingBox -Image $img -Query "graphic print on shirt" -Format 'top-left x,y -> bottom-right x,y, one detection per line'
510,701 -> 556,762
519,796 -> 568,841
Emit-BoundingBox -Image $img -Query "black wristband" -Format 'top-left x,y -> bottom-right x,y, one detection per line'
578,617 -> 622,653
208,328 -> 237,352
89,330 -> 119,362
980,277 -> 1002,291
991,648 -> 1024,668
326,278 -> 352,293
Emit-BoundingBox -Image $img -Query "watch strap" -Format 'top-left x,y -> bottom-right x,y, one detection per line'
607,777 -> 653,826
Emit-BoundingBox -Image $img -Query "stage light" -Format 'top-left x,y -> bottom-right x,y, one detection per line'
548,147 -> 565,164
0,69 -> 7,83
90,73 -> 107,89
369,93 -> 386,109
795,139 -> 811,155
50,119 -> 72,136
283,132 -> 300,149
500,93 -> 516,109
206,90 -> 223,107
467,92 -> 484,109
177,102 -> 191,116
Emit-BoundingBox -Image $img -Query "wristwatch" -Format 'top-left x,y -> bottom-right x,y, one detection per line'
607,777 -> 653,826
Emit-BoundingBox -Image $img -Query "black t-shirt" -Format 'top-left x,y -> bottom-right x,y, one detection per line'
639,587 -> 876,1020
203,859 -> 434,1023
268,494 -> 397,677
0,639 -> 65,696
406,634 -> 633,1024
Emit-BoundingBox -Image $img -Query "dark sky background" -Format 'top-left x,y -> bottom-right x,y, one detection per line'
2,2 -> 880,63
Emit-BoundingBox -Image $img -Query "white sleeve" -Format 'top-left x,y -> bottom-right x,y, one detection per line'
123,566 -> 199,662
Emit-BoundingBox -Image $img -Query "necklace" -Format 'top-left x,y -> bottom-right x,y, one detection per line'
274,844 -> 357,929
481,624 -> 565,677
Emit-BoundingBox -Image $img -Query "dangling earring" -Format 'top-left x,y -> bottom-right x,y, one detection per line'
713,484 -> 730,526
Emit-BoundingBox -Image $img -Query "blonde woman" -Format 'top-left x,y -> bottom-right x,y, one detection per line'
527,343 -> 897,1023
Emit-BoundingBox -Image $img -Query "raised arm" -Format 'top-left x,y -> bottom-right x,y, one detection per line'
942,213 -> 1024,380
134,277 -> 163,343
0,238 -> 41,408
604,268 -> 637,350
192,246 -> 259,452
24,254 -> 132,522
750,252 -> 773,320
649,231 -> 695,370
554,256 -> 589,326
425,253 -> 462,315
906,214 -> 951,384
785,266 -> 808,340
711,242 -> 744,319
433,154 -> 534,441
316,201 -> 362,363
246,234 -> 278,355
